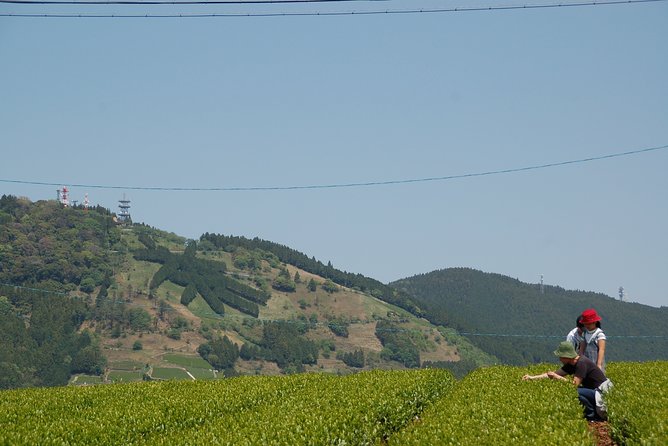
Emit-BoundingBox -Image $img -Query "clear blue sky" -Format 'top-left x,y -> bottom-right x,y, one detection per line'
1,1 -> 667,308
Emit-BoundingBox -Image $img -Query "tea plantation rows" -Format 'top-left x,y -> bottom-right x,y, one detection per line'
1,362 -> 665,445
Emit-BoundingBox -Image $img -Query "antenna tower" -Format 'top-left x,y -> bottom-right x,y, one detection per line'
59,186 -> 69,207
619,286 -> 624,302
540,274 -> 544,294
83,193 -> 89,212
118,194 -> 131,224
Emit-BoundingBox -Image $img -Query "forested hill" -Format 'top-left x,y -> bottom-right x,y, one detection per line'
391,268 -> 668,365
1,195 -> 492,390
199,233 -> 423,316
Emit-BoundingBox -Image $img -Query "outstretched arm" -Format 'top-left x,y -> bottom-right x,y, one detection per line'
522,369 -> 567,381
522,372 -> 548,380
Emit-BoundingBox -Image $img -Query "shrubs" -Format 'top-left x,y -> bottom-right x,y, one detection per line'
606,361 -> 668,445
327,319 -> 349,338
197,336 -> 239,371
338,349 -> 365,368
390,365 -> 592,445
0,369 -> 453,445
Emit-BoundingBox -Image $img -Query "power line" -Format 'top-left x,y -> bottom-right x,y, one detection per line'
1,143 -> 666,191
1,0 -> 666,17
0,0 -> 384,4
0,282 -> 70,296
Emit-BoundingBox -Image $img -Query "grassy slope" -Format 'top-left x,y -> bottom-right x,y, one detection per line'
89,226 -> 484,382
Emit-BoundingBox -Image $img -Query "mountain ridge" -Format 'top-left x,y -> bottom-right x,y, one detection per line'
391,267 -> 668,364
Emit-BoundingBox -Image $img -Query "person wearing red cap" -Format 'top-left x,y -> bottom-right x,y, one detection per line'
579,308 -> 607,371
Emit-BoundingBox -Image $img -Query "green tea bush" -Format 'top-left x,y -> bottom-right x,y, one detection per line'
390,365 -> 593,446
0,369 -> 453,445
606,361 -> 668,445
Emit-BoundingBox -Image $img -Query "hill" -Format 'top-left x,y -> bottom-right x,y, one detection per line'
0,194 -> 492,389
391,267 -> 668,364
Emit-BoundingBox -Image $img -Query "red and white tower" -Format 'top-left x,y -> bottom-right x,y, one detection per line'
60,186 -> 69,207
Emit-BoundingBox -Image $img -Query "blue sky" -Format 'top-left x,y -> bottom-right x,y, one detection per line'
1,1 -> 667,308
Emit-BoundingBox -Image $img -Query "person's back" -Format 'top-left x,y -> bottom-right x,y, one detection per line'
566,315 -> 584,352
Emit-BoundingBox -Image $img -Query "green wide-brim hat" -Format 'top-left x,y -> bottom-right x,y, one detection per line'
554,341 -> 578,359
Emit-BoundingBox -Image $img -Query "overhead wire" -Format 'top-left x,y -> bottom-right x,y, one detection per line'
0,0 -> 386,4
1,0 -> 667,17
1,143 -> 666,191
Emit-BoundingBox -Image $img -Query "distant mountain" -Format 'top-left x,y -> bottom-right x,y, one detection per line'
391,268 -> 668,364
0,194 -> 493,389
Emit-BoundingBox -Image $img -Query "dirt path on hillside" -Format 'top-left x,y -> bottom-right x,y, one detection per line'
588,421 -> 617,446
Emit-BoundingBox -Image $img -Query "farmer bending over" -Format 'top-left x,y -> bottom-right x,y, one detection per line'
522,341 -> 613,422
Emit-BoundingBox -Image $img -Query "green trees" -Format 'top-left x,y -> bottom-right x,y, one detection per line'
127,307 -> 152,332
259,321 -> 318,370
135,245 -> 265,318
338,349 -> 365,368
272,269 -> 296,292
327,318 -> 349,337
0,285 -> 106,389
198,336 -> 239,371
376,320 -> 420,368
0,195 -> 117,294
321,279 -> 339,294
200,233 -> 424,316
180,283 -> 197,306
391,267 -> 668,364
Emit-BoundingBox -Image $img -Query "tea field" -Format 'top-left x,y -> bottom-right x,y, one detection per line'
1,362 -> 665,445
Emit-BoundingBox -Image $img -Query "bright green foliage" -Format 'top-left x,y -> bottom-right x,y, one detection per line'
606,361 -> 668,445
0,369 -> 453,445
0,195 -> 118,293
390,365 -> 594,446
271,269 -> 296,292
321,279 -> 339,293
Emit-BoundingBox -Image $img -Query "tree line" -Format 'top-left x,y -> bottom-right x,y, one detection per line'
392,267 -> 668,364
133,240 -> 270,318
200,233 -> 424,317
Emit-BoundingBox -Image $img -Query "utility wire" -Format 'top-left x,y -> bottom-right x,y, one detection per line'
1,0 -> 666,17
1,143 -> 666,192
0,0 -> 386,4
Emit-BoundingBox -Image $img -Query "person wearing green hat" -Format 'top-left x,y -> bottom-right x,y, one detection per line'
522,341 -> 613,422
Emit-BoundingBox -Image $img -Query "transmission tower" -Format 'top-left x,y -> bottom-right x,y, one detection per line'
58,186 -> 69,207
540,274 -> 544,294
118,194 -> 131,224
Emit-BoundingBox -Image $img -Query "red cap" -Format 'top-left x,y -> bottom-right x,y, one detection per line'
581,308 -> 602,324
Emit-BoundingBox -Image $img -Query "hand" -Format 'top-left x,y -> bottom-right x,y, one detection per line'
522,374 -> 533,381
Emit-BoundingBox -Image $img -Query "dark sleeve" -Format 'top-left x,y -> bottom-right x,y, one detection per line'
573,359 -> 587,381
560,363 -> 575,376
